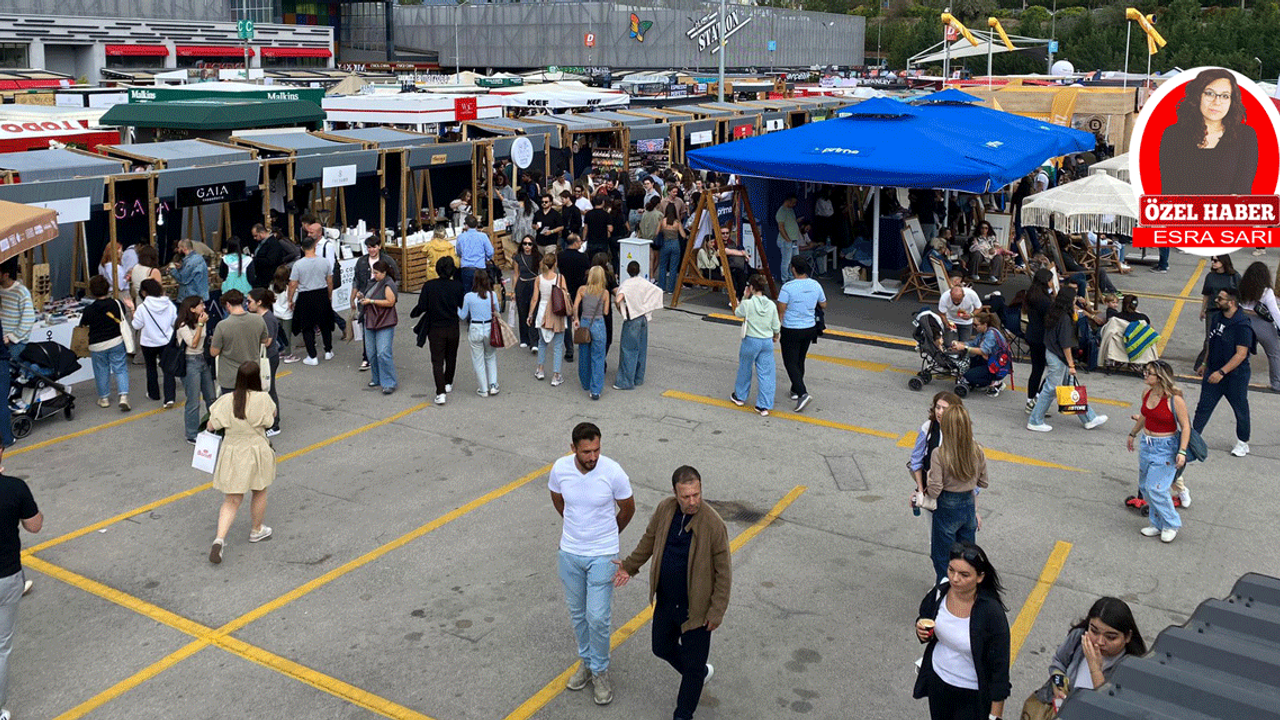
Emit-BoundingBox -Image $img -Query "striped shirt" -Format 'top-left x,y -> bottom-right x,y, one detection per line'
0,282 -> 34,344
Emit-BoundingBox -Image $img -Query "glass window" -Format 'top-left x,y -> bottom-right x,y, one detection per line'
0,43 -> 29,69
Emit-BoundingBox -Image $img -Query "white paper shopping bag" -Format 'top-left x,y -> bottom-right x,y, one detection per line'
192,431 -> 222,474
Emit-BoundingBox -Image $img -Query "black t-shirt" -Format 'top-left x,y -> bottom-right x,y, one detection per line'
532,209 -> 563,243
657,507 -> 691,606
1024,295 -> 1052,345
557,248 -> 591,297
1207,309 -> 1255,376
583,209 -> 611,245
0,474 -> 38,577
1201,271 -> 1240,299
560,203 -> 583,236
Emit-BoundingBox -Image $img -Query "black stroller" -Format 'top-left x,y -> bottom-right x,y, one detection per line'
8,341 -> 78,439
906,308 -> 972,397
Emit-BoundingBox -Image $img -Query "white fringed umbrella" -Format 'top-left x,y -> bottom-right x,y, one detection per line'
1022,172 -> 1140,235
1088,152 -> 1130,182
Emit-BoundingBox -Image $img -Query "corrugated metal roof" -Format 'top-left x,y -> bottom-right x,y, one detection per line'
1058,573 -> 1280,720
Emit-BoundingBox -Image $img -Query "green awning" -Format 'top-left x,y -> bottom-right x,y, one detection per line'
99,98 -> 325,130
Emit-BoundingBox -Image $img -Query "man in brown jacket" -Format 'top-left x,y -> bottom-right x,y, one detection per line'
613,465 -> 731,720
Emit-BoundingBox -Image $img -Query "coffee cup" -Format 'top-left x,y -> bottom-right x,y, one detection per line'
917,618 -> 935,639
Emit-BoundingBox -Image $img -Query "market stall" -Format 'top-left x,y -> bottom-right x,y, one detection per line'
461,117 -> 541,141
573,111 -> 670,173
97,97 -> 326,143
618,108 -> 695,124
0,149 -> 124,298
518,113 -> 626,179
230,131 -> 373,239
669,118 -> 719,165
321,92 -> 503,133
390,140 -> 476,290
737,99 -> 804,131
487,133 -> 548,265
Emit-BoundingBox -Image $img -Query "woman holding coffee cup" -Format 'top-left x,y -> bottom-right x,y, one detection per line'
1019,597 -> 1146,719
912,541 -> 1010,720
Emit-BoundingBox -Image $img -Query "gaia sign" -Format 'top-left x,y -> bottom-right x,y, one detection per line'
176,181 -> 247,207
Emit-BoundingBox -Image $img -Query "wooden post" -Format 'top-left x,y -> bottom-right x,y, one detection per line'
146,173 -> 157,245
196,205 -> 207,247
107,177 -> 120,300
670,184 -> 773,309
738,184 -> 776,297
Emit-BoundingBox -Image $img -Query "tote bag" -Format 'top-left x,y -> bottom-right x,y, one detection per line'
1055,377 -> 1088,415
115,300 -> 136,354
191,430 -> 222,473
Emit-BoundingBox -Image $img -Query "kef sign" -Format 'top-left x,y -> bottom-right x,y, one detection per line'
1129,67 -> 1280,255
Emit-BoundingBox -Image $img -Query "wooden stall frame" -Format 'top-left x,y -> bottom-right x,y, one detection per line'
231,134 -> 365,238
670,184 -> 774,310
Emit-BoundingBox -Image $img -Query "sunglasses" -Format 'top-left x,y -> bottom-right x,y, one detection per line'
949,543 -> 985,566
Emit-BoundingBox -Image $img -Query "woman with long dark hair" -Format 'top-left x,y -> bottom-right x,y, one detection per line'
913,541 -> 1010,720
412,256 -> 465,406
1238,261 -> 1280,391
206,361 -> 276,564
220,236 -> 253,295
1158,68 -> 1259,195
1195,254 -> 1240,373
130,277 -> 177,408
357,259 -> 399,395
513,234 -> 541,350
247,288 -> 282,434
1024,268 -> 1054,413
175,295 -> 216,442
1028,285 -> 1108,433
1022,597 -> 1146,717
656,204 -> 687,293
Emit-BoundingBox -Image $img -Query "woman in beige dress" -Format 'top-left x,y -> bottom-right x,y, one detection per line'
207,361 -> 277,564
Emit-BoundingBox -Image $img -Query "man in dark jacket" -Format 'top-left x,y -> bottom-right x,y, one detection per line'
614,465 -> 731,720
557,234 -> 591,362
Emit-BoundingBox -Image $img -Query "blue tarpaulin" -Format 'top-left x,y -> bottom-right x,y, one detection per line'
686,97 -> 1093,194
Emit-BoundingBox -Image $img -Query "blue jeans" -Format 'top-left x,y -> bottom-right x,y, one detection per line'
1030,352 -> 1099,426
734,336 -> 775,410
460,267 -> 480,294
538,330 -> 565,375
0,359 -> 11,448
1192,369 -> 1250,442
1138,434 -> 1182,531
1155,247 -> 1170,271
577,317 -> 606,395
930,490 -> 977,584
778,239 -> 796,282
182,353 -> 216,441
557,550 -> 615,674
364,326 -> 397,390
657,242 -> 682,293
615,317 -> 647,389
90,342 -> 130,400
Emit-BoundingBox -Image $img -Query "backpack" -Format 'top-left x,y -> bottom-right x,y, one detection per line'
321,237 -> 343,289
987,330 -> 1013,381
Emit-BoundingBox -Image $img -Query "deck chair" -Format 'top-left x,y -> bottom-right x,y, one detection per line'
930,257 -> 952,290
894,229 -> 939,301
1016,236 -> 1035,280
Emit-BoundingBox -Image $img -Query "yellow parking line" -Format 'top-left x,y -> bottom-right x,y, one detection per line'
663,390 -> 900,439
1156,258 -> 1206,356
1009,541 -> 1072,663
663,390 -> 1085,472
503,485 -> 807,720
7,406 -> 168,458
24,402 -> 432,557
28,556 -> 438,720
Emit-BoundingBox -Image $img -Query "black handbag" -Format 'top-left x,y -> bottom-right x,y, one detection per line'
144,306 -> 187,378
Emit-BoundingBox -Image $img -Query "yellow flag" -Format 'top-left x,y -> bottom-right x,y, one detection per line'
1049,88 -> 1080,127
1125,8 -> 1167,53
988,18 -> 1015,52
941,13 -> 981,47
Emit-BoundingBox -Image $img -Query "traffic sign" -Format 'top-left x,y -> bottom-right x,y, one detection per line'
237,20 -> 256,40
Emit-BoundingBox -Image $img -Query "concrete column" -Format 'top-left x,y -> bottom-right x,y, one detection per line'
27,40 -> 44,70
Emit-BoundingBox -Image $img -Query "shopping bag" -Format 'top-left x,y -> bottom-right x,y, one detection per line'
1055,381 -> 1088,415
191,431 -> 222,474
71,326 -> 91,358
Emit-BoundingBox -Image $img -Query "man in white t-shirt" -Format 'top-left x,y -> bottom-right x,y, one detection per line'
548,422 -> 635,706
938,279 -> 981,343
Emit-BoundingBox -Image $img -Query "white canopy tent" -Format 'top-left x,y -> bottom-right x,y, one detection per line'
321,93 -> 504,131
490,82 -> 629,110
1022,172 -> 1140,235
909,30 -> 1051,67
1089,153 -> 1131,183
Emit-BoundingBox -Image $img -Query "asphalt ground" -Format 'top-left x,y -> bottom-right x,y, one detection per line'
6,246 -> 1277,720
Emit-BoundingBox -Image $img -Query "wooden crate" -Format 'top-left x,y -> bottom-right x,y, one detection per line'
31,263 -> 50,312
384,244 -> 431,292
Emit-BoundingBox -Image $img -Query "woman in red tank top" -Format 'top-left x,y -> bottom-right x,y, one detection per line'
1125,361 -> 1191,543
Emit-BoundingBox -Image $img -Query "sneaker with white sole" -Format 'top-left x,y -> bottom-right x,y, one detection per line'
434,394 -> 446,405
1025,398 -> 1034,414
302,356 -> 319,366
566,663 -> 591,691
729,392 -> 745,407
1178,489 -> 1191,508
209,538 -> 224,563
248,526 -> 272,543
795,393 -> 811,412
98,397 -> 110,408
1140,526 -> 1161,537
591,671 -> 613,705
1160,528 -> 1177,543
324,351 -> 334,361
445,384 -> 453,393
986,381 -> 1002,397
489,384 -> 500,395
1026,422 -> 1053,432
1083,414 -> 1108,430
534,369 -> 545,381
359,360 -> 370,371
551,374 -> 564,387
282,354 -> 301,364
266,428 -> 281,438
476,388 -> 489,397
1231,440 -> 1249,457
756,407 -> 769,417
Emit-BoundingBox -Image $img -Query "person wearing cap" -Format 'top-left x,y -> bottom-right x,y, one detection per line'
352,236 -> 400,372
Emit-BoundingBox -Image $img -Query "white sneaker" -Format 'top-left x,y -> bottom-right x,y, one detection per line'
1253,248 -> 1267,256
1083,414 -> 1108,430
1026,422 -> 1053,433
1140,526 -> 1161,537
705,663 -> 714,684
324,351 -> 334,361
434,394 -> 446,405
1178,489 -> 1191,508
302,356 -> 319,366
1160,528 -> 1178,543
445,384 -> 453,393
1231,440 -> 1249,457
476,388 -> 488,397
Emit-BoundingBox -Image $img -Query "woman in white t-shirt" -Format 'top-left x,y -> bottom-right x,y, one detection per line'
913,541 -> 1010,720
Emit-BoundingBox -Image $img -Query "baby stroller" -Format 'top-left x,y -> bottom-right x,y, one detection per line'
907,308 -> 972,397
9,341 -> 78,439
